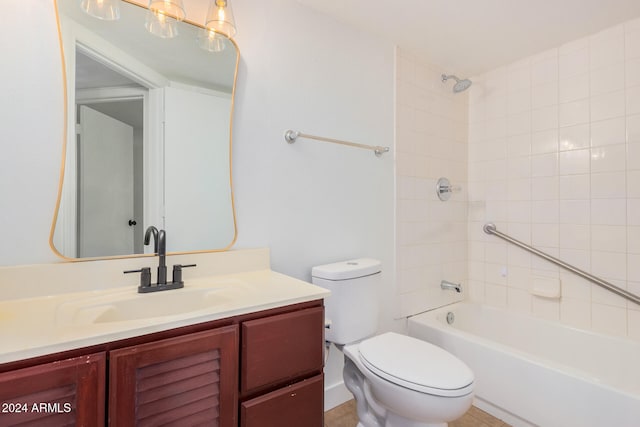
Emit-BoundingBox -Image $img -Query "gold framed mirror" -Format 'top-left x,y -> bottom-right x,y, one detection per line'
51,0 -> 239,260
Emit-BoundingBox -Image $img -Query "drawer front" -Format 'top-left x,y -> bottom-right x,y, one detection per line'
240,374 -> 323,427
241,306 -> 324,393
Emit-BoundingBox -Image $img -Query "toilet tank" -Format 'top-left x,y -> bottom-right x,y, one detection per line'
312,258 -> 381,345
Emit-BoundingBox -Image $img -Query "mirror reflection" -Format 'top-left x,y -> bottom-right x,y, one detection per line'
53,0 -> 238,259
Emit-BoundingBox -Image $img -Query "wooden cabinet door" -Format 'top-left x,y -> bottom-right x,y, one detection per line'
0,352 -> 105,427
109,325 -> 238,427
240,374 -> 323,427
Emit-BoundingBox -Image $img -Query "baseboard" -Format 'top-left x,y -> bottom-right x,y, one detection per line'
324,381 -> 353,411
474,397 -> 534,427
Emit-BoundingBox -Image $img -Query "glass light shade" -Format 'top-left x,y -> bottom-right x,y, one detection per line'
80,0 -> 121,20
204,0 -> 236,38
148,0 -> 186,21
197,29 -> 227,53
145,9 -> 179,38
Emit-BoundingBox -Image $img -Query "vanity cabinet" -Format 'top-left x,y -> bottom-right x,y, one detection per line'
109,326 -> 238,427
0,300 -> 324,427
0,352 -> 105,426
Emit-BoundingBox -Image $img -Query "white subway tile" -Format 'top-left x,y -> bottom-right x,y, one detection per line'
507,157 -> 531,179
627,86 -> 640,116
626,28 -> 640,60
560,273 -> 592,300
531,129 -> 558,154
532,176 -> 559,200
592,198 -> 627,225
531,297 -> 559,321
626,58 -> 640,88
591,225 -> 627,253
507,200 -> 531,223
560,298 -> 592,329
629,309 -> 640,341
532,153 -> 559,177
591,64 -> 625,97
533,200 -> 559,223
559,99 -> 590,127
628,114 -> 640,144
628,253 -> 640,282
507,88 -> 532,115
592,303 -> 627,337
628,143 -> 640,171
507,178 -> 532,201
559,73 -> 589,103
590,117 -> 626,146
591,91 -> 625,121
591,172 -> 626,198
532,81 -> 559,109
628,227 -> 640,254
559,248 -> 590,271
559,149 -> 590,175
590,144 -> 626,173
629,171 -> 640,198
533,105 -> 559,131
485,283 -> 508,307
507,111 -> 532,136
559,124 -> 590,151
507,134 -> 531,157
532,224 -> 559,247
559,174 -> 590,199
531,56 -> 559,85
559,200 -> 590,224
629,199 -> 640,226
507,288 -> 532,313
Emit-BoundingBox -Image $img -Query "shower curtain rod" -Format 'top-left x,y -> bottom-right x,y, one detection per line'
284,130 -> 390,157
483,223 -> 640,306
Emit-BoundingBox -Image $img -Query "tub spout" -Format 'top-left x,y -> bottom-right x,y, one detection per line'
441,280 -> 462,293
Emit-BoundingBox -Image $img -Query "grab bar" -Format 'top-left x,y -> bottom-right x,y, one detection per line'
284,130 -> 390,157
483,223 -> 640,306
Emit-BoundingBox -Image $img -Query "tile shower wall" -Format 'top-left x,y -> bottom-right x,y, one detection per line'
396,49 -> 468,317
468,18 -> 640,340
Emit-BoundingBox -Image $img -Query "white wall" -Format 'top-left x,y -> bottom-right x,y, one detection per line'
467,18 -> 640,340
1,0 -> 396,411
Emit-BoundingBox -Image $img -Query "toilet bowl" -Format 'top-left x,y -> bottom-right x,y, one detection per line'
312,259 -> 474,427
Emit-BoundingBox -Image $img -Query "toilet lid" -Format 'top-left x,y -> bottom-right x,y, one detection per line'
358,332 -> 474,397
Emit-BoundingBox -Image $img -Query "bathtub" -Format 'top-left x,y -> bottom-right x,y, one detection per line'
408,302 -> 640,427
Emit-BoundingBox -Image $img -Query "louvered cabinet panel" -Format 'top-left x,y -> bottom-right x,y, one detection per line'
0,352 -> 105,427
109,325 -> 238,427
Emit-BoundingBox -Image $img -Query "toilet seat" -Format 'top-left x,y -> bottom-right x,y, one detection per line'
358,332 -> 474,397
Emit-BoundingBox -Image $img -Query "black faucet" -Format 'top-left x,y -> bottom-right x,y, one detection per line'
125,226 -> 196,293
144,226 -> 167,285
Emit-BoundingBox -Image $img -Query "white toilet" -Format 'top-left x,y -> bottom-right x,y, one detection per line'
312,258 -> 474,427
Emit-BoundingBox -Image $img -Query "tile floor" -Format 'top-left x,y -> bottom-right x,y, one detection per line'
324,400 -> 512,427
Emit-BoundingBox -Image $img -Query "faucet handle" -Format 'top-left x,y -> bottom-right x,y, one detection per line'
172,264 -> 197,285
124,267 -> 152,289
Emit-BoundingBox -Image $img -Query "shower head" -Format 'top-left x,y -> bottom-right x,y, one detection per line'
442,74 -> 472,93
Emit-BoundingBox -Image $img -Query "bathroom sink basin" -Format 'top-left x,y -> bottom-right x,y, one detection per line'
56,282 -> 248,324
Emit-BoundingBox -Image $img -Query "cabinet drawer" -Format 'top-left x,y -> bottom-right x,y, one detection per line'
241,306 -> 324,393
240,374 -> 323,427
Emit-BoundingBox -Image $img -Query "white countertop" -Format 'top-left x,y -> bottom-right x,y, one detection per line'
0,269 -> 329,364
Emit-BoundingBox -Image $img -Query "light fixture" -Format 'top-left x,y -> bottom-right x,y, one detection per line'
144,0 -> 185,38
204,0 -> 236,39
145,8 -> 179,38
79,0 -> 121,21
197,29 -> 227,53
148,0 -> 186,22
